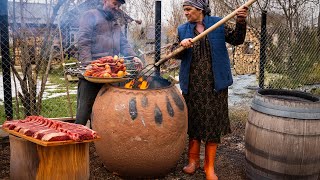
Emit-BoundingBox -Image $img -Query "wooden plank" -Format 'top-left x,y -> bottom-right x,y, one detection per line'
36,142 -> 89,180
49,117 -> 75,123
0,125 -> 9,138
10,135 -> 90,180
66,74 -> 79,82
2,128 -> 100,147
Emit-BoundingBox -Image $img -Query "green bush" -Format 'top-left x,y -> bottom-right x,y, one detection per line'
268,76 -> 301,89
0,105 -> 6,124
310,88 -> 320,96
267,28 -> 320,88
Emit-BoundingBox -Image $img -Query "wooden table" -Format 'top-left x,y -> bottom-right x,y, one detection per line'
3,128 -> 99,180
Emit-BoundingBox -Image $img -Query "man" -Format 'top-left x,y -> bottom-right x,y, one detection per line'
76,0 -> 142,125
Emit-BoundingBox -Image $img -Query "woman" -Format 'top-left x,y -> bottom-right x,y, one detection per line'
176,0 -> 248,179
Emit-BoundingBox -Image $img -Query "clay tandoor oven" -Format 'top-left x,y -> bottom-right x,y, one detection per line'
92,76 -> 188,178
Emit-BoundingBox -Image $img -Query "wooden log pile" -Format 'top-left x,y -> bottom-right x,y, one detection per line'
13,36 -> 44,65
228,22 -> 260,75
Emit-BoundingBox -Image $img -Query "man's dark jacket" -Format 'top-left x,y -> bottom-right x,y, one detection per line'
78,9 -> 136,62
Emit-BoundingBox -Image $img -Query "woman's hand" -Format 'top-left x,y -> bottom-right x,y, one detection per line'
236,6 -> 248,23
180,38 -> 193,48
133,57 -> 143,70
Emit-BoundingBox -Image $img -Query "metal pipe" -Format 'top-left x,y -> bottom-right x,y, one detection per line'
0,0 -> 13,120
125,24 -> 128,38
259,10 -> 267,89
155,0 -> 161,76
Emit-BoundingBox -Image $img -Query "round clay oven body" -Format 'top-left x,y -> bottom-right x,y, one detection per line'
92,84 -> 188,177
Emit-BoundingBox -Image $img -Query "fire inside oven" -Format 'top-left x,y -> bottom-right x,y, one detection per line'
115,75 -> 172,90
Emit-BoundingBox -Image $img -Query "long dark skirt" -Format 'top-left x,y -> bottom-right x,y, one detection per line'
183,31 -> 231,143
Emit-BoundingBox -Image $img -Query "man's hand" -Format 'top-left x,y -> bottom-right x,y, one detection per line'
236,6 -> 248,23
135,20 -> 142,25
133,57 -> 143,70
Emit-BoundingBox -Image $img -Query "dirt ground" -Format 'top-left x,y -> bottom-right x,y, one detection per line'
0,120 -> 247,180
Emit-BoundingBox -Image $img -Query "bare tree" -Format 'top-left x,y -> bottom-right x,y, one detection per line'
210,0 -> 234,16
11,0 -> 68,116
275,0 -> 315,35
318,1 -> 320,36
124,0 -> 156,53
164,0 -> 185,42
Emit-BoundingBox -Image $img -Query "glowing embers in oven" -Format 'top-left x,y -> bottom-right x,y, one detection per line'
125,77 -> 149,89
122,76 -> 171,90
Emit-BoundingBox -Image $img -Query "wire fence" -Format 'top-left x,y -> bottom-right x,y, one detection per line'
263,13 -> 320,91
0,0 -> 319,125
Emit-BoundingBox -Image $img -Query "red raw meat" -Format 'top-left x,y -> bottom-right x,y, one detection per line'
33,129 -> 59,139
2,120 -> 20,130
41,132 -> 70,141
20,125 -> 51,137
15,120 -> 49,136
2,116 -> 98,142
59,122 -> 98,141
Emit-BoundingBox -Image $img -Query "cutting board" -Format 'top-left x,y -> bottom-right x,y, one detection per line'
2,128 -> 100,147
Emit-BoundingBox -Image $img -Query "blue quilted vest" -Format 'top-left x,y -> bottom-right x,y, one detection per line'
178,15 -> 233,94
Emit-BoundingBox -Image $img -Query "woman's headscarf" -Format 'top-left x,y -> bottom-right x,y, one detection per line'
183,0 -> 211,15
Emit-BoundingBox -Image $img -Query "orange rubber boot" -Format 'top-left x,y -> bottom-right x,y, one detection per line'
182,139 -> 201,174
204,142 -> 218,180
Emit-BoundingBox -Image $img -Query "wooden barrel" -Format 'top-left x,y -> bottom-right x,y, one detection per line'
10,135 -> 90,180
245,89 -> 320,180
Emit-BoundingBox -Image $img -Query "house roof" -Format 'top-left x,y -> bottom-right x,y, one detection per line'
8,1 -> 58,25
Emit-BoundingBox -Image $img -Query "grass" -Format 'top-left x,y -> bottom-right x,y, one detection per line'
229,106 -> 249,123
0,107 -> 6,124
47,73 -> 78,89
310,88 -> 320,96
41,94 -> 77,118
0,68 -> 79,125
267,63 -> 320,89
0,94 -> 77,125
46,89 -> 71,94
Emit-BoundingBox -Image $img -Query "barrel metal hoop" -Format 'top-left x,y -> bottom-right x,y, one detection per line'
247,119 -> 320,136
245,158 -> 320,179
251,97 -> 320,120
245,141 -> 320,164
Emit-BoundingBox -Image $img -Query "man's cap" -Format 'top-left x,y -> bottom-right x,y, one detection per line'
118,0 -> 125,4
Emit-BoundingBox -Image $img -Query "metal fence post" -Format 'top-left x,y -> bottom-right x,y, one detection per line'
259,10 -> 267,89
125,24 -> 128,38
0,0 -> 13,120
155,0 -> 161,76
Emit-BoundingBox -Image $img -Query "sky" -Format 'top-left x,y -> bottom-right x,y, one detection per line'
7,0 -> 319,27
7,0 -> 176,22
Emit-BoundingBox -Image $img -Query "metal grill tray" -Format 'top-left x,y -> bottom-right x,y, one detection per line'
84,75 -> 130,83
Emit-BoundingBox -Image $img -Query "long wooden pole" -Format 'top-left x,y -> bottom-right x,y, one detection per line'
155,0 -> 257,67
